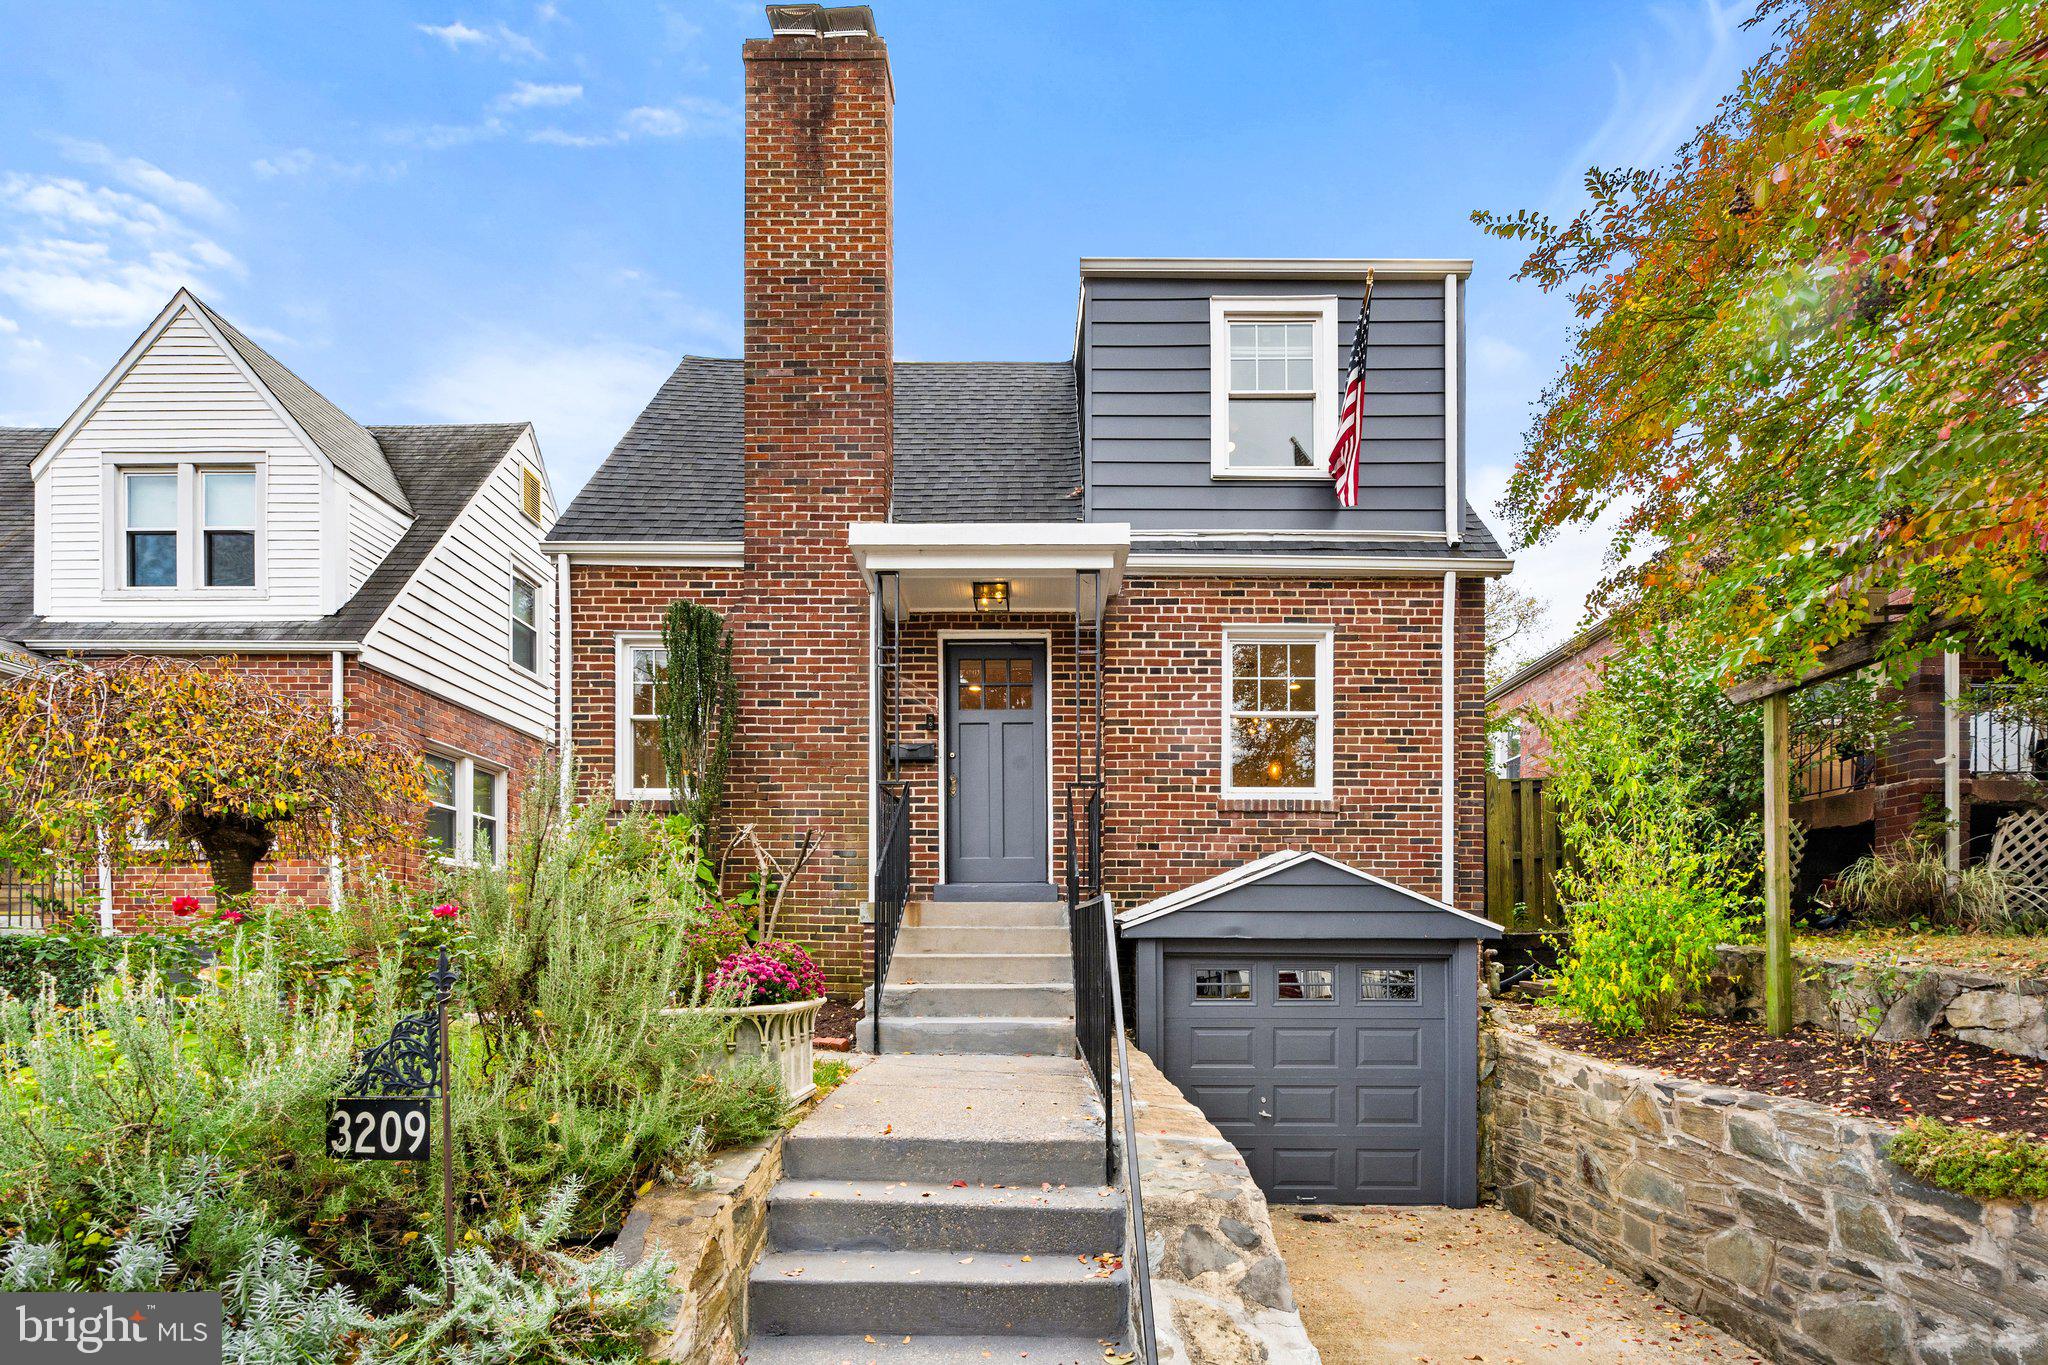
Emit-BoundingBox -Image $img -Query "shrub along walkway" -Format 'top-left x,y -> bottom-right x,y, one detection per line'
1271,1205 -> 1759,1364
1538,1016 -> 2048,1136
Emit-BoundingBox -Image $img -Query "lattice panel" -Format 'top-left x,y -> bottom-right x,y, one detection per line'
1789,822 -> 1808,886
1990,807 -> 2048,883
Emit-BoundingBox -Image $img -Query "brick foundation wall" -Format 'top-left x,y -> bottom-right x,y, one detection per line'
100,654 -> 545,930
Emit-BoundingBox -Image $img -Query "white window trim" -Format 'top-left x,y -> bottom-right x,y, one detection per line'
1220,626 -> 1336,801
509,568 -> 541,677
103,455 -> 268,599
1208,295 -> 1341,480
424,749 -> 506,867
614,633 -> 674,801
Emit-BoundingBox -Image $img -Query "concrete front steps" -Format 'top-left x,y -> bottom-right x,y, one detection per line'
744,1055 -> 1128,1361
857,901 -> 1076,1057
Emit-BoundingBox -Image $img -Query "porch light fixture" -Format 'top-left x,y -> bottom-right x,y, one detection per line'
972,580 -> 1011,613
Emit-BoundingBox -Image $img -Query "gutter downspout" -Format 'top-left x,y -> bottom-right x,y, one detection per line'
556,553 -> 574,808
329,650 -> 345,913
1943,651 -> 1962,880
1441,570 -> 1458,905
96,827 -> 115,936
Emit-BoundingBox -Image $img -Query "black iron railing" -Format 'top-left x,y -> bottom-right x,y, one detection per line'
1793,723 -> 1876,799
1,864 -> 80,932
870,782 -> 912,1055
1063,787 -> 1155,1360
1967,687 -> 2048,780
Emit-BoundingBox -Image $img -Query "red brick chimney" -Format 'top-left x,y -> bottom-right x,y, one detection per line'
735,4 -> 893,987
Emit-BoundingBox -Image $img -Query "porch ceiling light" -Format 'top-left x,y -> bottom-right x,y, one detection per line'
972,580 -> 1011,613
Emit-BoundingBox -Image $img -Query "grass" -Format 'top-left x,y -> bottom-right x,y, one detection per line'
812,1057 -> 853,1099
1794,927 -> 2048,976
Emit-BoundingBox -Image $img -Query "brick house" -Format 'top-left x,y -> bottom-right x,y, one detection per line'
1488,618 -> 2044,889
0,291 -> 559,928
547,5 -> 1512,1016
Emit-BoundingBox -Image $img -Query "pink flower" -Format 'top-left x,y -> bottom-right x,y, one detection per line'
431,903 -> 460,920
220,909 -> 245,925
169,895 -> 201,918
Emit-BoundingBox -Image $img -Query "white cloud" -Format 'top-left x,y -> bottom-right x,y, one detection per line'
531,95 -> 738,148
416,20 -> 543,60
0,315 -> 17,334
401,337 -> 681,494
1471,335 -> 1529,378
53,138 -> 228,221
493,81 -> 583,111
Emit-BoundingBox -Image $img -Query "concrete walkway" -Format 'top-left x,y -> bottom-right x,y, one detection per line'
1270,1206 -> 1763,1364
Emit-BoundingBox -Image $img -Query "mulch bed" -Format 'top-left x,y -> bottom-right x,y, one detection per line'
1537,1016 -> 2048,1139
812,997 -> 862,1052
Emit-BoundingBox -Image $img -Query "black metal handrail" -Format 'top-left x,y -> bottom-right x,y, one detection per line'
870,782 -> 912,1055
1063,788 -> 1155,1360
1966,686 -> 2048,780
1,863 -> 80,932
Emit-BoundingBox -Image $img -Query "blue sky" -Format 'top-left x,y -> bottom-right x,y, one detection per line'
0,0 -> 1767,654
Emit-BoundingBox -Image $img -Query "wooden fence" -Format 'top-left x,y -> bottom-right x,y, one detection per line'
1485,774 -> 1567,933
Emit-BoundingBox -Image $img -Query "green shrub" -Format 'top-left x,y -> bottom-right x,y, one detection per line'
1887,1119 -> 2048,1202
1827,841 -> 2034,933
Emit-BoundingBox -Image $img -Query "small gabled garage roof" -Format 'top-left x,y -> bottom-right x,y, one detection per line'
1119,849 -> 1502,941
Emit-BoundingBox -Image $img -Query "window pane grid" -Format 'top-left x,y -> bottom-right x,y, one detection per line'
511,577 -> 539,673
1226,635 -> 1325,792
627,646 -> 669,792
1227,321 -> 1315,395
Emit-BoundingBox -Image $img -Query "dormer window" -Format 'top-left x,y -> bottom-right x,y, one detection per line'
111,460 -> 264,594
123,472 -> 179,588
202,470 -> 257,587
1208,296 -> 1339,480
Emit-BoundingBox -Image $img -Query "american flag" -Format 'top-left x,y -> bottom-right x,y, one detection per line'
1326,269 -> 1375,508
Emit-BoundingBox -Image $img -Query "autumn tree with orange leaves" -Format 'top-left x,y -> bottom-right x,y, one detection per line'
1477,0 -> 2047,690
0,657 -> 428,901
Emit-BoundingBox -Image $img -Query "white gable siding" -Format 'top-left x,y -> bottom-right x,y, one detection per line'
347,478 -> 411,595
34,308 -> 332,621
359,429 -> 557,739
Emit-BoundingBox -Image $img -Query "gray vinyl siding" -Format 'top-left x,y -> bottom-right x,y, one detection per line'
1081,276 -> 1454,535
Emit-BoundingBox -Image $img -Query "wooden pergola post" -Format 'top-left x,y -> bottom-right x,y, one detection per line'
1761,691 -> 1795,1035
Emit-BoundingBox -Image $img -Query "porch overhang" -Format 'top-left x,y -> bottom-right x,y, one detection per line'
850,522 -> 1130,618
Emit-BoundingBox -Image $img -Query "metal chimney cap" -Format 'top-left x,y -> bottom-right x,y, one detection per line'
766,4 -> 877,37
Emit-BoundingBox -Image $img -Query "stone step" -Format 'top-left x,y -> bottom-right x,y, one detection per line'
741,1333 -> 1118,1364
747,1250 -> 1128,1338
887,952 -> 1071,986
896,924 -> 1070,954
783,1131 -> 1108,1187
880,982 -> 1075,1019
865,1016 -> 1074,1058
767,1179 -> 1125,1255
908,900 -> 1068,929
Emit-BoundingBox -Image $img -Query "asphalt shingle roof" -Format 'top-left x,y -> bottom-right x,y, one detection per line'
549,355 -> 741,542
891,362 -> 1082,523
188,295 -> 411,512
0,423 -> 524,647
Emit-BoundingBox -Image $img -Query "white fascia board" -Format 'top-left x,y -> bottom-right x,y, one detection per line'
1081,257 -> 1473,282
30,292 -> 188,479
1130,528 -> 1447,544
1119,846 -> 1502,933
848,522 -> 1131,576
30,638 -> 361,654
1129,552 -> 1512,577
541,540 -> 745,567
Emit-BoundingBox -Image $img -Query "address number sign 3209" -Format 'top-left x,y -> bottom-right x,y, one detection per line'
328,1096 -> 431,1160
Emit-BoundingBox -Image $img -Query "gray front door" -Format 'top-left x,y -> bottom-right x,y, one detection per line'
1162,954 -> 1449,1203
944,640 -> 1049,891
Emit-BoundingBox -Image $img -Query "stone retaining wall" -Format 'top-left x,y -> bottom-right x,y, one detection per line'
1713,944 -> 2048,1060
1483,1022 -> 2048,1364
1125,1046 -> 1321,1365
616,1130 -> 787,1364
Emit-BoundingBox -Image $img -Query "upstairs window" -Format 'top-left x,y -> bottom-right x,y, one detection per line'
202,470 -> 257,587
510,575 -> 540,674
1209,296 -> 1339,479
1222,628 -> 1334,800
124,471 -> 179,588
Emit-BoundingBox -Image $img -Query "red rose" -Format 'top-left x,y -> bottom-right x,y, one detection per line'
220,909 -> 245,925
431,903 -> 459,919
169,895 -> 201,917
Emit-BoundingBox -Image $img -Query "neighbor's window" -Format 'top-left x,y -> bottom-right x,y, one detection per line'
1209,296 -> 1338,477
202,470 -> 257,587
510,575 -> 540,673
124,471 -> 179,588
1193,967 -> 1253,1002
1223,631 -> 1332,799
1276,967 -> 1334,1002
423,751 -> 504,865
616,641 -> 671,799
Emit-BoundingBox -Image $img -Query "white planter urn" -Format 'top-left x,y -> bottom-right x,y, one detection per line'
666,997 -> 822,1102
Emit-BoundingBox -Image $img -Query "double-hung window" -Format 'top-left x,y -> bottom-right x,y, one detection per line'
423,751 -> 504,865
202,470 -> 257,587
615,638 -> 671,800
1222,628 -> 1334,799
1209,296 -> 1339,478
510,575 -> 540,674
123,471 -> 179,588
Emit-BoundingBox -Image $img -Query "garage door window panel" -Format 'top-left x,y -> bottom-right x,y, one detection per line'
1276,966 -> 1334,1001
1193,967 -> 1253,1002
1360,967 -> 1420,1002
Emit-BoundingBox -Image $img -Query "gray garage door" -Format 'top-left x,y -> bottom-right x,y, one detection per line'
1162,954 -> 1449,1204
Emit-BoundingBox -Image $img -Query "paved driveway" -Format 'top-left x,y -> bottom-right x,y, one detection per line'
1270,1206 -> 1764,1364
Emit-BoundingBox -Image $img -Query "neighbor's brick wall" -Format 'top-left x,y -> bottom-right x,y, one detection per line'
106,654 -> 545,930
1488,628 -> 1616,779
